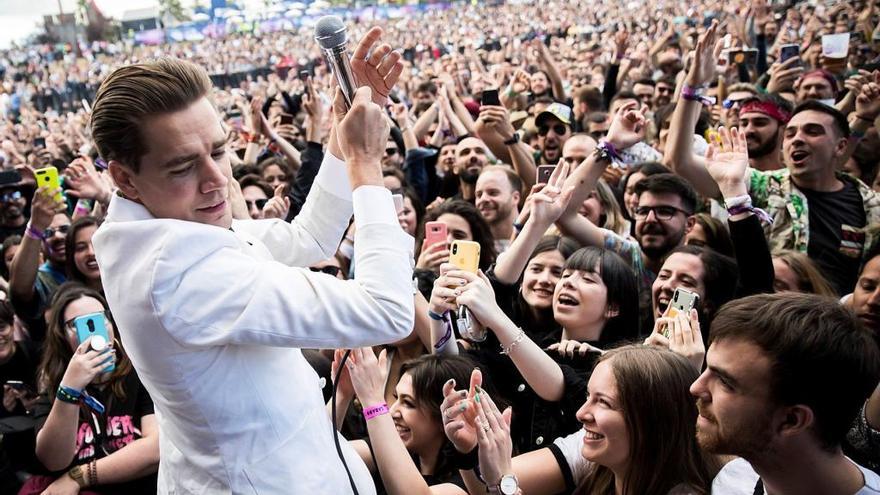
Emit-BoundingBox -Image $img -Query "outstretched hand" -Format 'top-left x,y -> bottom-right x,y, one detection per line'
350,27 -> 404,106
704,126 -> 749,198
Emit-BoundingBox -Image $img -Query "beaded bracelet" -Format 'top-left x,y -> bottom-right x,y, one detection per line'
363,403 -> 389,421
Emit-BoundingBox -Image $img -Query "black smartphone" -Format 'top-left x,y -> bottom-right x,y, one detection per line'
779,44 -> 800,63
728,49 -> 758,66
279,113 -> 294,126
33,137 -> 46,149
5,380 -> 36,397
0,169 -> 22,186
482,88 -> 501,106
299,70 -> 310,81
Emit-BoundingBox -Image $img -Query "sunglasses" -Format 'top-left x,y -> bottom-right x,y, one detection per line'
538,124 -> 568,136
633,205 -> 691,221
246,199 -> 268,210
0,191 -> 22,203
722,98 -> 748,109
385,147 -> 399,155
309,266 -> 341,277
44,225 -> 70,238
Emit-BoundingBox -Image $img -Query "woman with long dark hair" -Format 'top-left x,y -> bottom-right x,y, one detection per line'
23,283 -> 158,494
416,200 -> 497,273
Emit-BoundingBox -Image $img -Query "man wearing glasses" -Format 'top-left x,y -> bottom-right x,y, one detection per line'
0,184 -> 28,242
8,185 -> 69,341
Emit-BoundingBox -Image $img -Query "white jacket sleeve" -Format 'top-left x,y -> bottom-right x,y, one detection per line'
232,153 -> 353,266
151,187 -> 414,349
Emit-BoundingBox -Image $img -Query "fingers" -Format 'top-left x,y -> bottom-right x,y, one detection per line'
468,368 -> 482,398
442,378 -> 457,397
332,87 -> 347,122
367,44 -> 392,70
350,86 -> 373,107
352,26 -> 384,61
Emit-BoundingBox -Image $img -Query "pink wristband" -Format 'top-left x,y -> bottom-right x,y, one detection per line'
363,403 -> 389,421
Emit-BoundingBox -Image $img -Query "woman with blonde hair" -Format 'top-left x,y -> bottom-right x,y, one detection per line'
772,250 -> 837,297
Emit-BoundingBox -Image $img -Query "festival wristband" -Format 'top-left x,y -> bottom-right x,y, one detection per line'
434,317 -> 454,350
727,202 -> 773,224
25,224 -> 47,241
681,85 -> 716,106
56,385 -> 81,404
363,403 -> 389,420
428,310 -> 446,321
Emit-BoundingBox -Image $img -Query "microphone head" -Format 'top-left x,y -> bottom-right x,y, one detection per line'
314,16 -> 347,49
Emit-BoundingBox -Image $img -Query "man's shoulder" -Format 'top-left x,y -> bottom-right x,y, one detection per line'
858,463 -> 880,494
712,458 -> 758,495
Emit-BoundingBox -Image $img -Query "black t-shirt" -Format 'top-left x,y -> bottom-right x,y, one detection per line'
32,371 -> 157,495
802,180 -> 866,295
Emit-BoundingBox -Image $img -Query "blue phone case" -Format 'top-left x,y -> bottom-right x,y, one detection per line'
74,312 -> 114,372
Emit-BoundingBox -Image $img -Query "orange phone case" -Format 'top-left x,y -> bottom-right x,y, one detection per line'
450,240 -> 480,273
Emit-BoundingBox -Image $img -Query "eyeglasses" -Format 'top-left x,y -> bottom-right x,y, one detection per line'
538,124 -> 568,136
0,191 -> 22,203
633,205 -> 691,220
44,225 -> 70,238
309,265 -> 341,277
385,147 -> 399,155
245,199 -> 268,210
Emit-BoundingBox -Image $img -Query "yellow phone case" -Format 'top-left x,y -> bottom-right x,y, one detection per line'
34,166 -> 62,202
450,240 -> 480,273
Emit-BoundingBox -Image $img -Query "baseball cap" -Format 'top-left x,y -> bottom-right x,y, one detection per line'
535,103 -> 573,127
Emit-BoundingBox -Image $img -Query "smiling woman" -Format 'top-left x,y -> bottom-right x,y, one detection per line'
65,216 -> 102,292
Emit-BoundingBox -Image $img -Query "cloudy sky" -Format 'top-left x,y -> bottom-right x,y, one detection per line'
0,1 -> 171,49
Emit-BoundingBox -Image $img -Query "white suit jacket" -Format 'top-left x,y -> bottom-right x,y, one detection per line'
92,154 -> 414,494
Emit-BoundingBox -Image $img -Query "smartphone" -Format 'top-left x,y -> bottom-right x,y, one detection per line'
424,221 -> 447,250
779,43 -> 800,63
0,169 -> 22,186
33,137 -> 46,149
481,88 -> 501,107
665,288 -> 700,319
74,312 -> 114,372
81,98 -> 92,113
299,70 -> 310,81
537,165 -> 556,184
728,49 -> 758,66
94,158 -> 108,171
279,113 -> 294,126
34,166 -> 63,202
450,240 -> 481,273
227,109 -> 242,119
4,380 -> 36,398
392,193 -> 404,214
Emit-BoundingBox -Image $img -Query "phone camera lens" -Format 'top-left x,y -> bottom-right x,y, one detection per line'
87,320 -> 95,332
452,245 -> 458,254
673,292 -> 679,302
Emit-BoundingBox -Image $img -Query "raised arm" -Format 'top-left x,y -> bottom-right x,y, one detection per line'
662,21 -> 724,200
494,164 -> 573,284
476,105 -> 537,187
10,187 -> 66,306
533,40 -> 566,101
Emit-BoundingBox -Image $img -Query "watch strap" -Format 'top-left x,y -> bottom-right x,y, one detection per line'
68,465 -> 87,488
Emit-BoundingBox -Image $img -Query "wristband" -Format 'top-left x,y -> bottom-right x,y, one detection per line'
88,459 -> 98,487
25,224 -> 47,241
434,317 -> 454,350
56,385 -> 81,404
722,194 -> 751,209
725,196 -> 773,224
681,85 -> 716,106
428,310 -> 446,321
594,140 -> 622,163
363,403 -> 389,420
503,133 -> 520,146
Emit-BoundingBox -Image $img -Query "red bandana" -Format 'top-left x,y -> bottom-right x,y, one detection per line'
739,101 -> 791,123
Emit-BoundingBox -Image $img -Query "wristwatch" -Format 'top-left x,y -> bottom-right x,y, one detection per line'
503,133 -> 520,146
68,465 -> 87,488
489,474 -> 519,495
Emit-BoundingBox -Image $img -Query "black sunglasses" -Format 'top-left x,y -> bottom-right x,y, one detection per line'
309,266 -> 341,277
245,199 -> 268,210
538,124 -> 568,136
44,225 -> 71,238
385,147 -> 399,155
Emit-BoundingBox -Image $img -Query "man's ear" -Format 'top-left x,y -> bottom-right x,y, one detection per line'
512,190 -> 521,206
686,215 -> 696,232
108,161 -> 139,202
775,404 -> 815,440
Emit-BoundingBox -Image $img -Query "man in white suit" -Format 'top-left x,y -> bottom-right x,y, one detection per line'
89,28 -> 412,493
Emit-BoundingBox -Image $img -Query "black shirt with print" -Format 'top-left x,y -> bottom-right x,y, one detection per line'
802,180 -> 866,295
32,371 -> 157,495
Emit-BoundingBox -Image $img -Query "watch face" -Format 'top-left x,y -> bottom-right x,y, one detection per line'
500,475 -> 518,494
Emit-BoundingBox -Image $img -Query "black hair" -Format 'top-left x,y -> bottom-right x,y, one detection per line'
790,100 -> 851,139
633,173 -> 698,214
420,200 -> 497,270
64,216 -> 101,286
634,78 -> 656,88
665,244 -> 738,323
1,235 -> 21,281
564,247 -> 641,345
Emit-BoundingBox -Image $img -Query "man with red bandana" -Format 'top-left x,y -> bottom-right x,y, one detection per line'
735,94 -> 793,171
796,69 -> 839,106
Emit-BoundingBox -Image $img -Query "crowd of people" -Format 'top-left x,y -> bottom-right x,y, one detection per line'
1,0 -> 880,493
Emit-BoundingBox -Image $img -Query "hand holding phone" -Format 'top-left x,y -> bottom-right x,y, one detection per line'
74,312 -> 115,373
481,88 -> 501,107
424,221 -> 448,250
664,288 -> 700,319
34,166 -> 63,202
449,240 -> 481,273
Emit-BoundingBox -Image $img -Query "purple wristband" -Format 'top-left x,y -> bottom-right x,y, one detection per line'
728,204 -> 773,224
363,403 -> 389,421
681,85 -> 716,106
25,225 -> 46,241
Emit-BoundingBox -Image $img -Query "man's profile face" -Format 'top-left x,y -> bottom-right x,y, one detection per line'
690,339 -> 778,458
111,97 -> 232,228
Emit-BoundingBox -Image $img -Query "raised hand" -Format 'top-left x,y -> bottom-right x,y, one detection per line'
350,27 -> 404,106
704,126 -> 749,198
60,339 -> 116,391
346,347 -> 388,406
262,184 -> 290,220
64,156 -> 112,204
686,19 -> 722,87
644,309 -> 704,371
474,387 -> 514,486
529,161 -> 574,228
333,87 -> 390,186
855,81 -> 880,122
766,56 -> 805,94
605,100 -> 649,150
547,339 -> 604,359
441,368 -> 482,453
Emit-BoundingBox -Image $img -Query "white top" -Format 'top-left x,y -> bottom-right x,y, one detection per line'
713,457 -> 880,495
93,153 -> 415,494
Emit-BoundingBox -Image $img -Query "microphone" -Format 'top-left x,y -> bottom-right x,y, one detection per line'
314,16 -> 357,108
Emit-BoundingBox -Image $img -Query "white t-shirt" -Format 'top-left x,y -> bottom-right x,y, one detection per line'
713,457 -> 880,495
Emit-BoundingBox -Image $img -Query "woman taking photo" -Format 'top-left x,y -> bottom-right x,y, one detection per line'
416,200 -> 497,273
442,345 -> 719,495
22,283 -> 158,495
335,350 -> 493,495
65,216 -> 102,292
